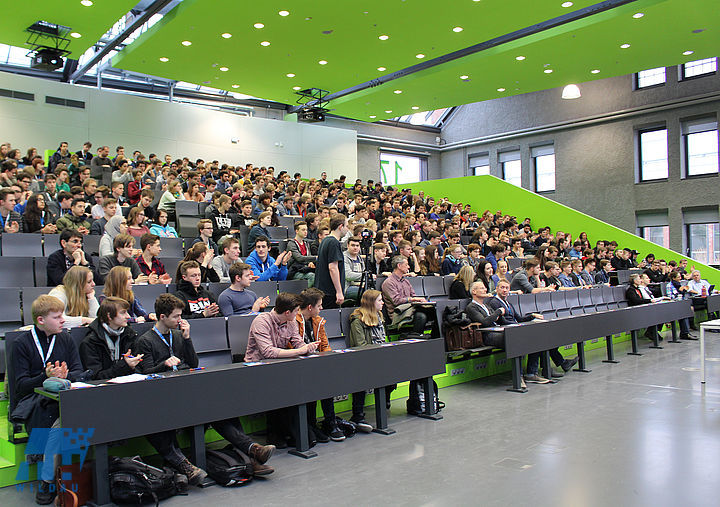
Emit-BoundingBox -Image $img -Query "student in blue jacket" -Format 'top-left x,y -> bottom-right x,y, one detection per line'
245,236 -> 290,282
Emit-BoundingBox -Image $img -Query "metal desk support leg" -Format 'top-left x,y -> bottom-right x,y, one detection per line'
649,325 -> 663,349
507,357 -> 528,393
701,326 -> 706,384
289,404 -> 317,459
373,387 -> 396,435
418,377 -> 442,421
189,425 -> 214,487
628,330 -> 643,356
91,443 -> 110,507
603,335 -> 619,363
574,341 -> 591,372
669,321 -> 680,343
540,350 -> 554,381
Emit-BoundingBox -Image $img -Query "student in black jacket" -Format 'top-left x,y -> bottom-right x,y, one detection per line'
449,265 -> 474,299
173,260 -> 220,318
46,229 -> 100,286
79,297 -> 142,380
135,294 -> 275,477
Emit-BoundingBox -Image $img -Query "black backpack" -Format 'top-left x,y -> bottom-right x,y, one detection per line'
205,445 -> 254,487
109,456 -> 188,505
407,379 -> 445,415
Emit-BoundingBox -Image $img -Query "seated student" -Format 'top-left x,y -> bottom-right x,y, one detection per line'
539,261 -> 563,289
136,233 -> 172,284
89,197 -> 118,235
491,259 -> 512,286
626,273 -> 663,339
99,215 -> 128,257
11,295 -> 85,505
594,259 -> 613,284
209,194 -> 241,244
135,294 -> 274,480
47,229 -> 100,287
210,236 -> 241,283
98,233 -> 145,284
178,242 -> 219,283
420,244 -> 442,276
48,265 -> 99,328
0,187 -> 23,233
347,289 -> 396,432
486,280 -> 549,385
475,259 -> 496,294
126,206 -> 150,238
440,244 -> 464,275
644,259 -> 667,284
149,209 -> 178,238
463,243 -> 482,271
294,288 -> 345,442
368,242 -> 393,278
22,193 -> 57,234
686,269 -> 712,296
286,221 -> 317,285
397,239 -> 421,275
191,218 -> 219,255
579,258 -> 596,285
218,262 -> 271,316
449,265 -> 474,299
55,197 -> 91,234
557,260 -> 577,288
511,259 -> 556,294
666,271 -> 695,340
79,296 -> 143,380
343,236 -> 365,301
381,256 -> 439,337
570,259 -> 590,287
568,240 -> 584,259
174,260 -> 221,318
103,266 -> 156,322
248,210 -> 273,250
246,236 -> 290,282
245,293 -> 320,447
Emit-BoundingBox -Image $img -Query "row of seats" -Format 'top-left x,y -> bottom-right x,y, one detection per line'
376,274 -> 458,299
507,286 -> 629,320
0,233 -> 186,258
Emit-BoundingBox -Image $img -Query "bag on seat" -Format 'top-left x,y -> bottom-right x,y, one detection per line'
205,445 -> 254,487
109,456 -> 187,505
407,379 -> 444,415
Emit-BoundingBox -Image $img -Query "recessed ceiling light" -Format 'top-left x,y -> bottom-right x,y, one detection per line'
460,75 -> 469,80
561,2 -> 573,7
219,67 -> 229,72
369,115 -> 377,119
453,27 -> 463,32
278,10 -> 290,16
497,88 -> 506,92
221,33 -> 232,38
318,60 -> 328,65
632,12 -> 644,18
591,69 -> 600,74
620,43 -> 631,49
377,66 -> 386,71
286,73 -> 296,77
254,23 -> 264,29
70,32 -> 82,39
260,41 -> 271,46
416,53 -> 425,59
544,69 -> 553,73
683,50 -> 694,56
378,35 -> 389,40
393,90 -> 402,94
515,55 -> 526,61
181,40 -> 192,46
159,57 -> 169,62
293,86 -> 302,90
80,0 -> 93,6
411,106 -> 420,110
232,84 -> 240,88
385,110 -> 393,113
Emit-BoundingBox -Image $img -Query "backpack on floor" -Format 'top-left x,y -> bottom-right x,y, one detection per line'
205,445 -> 254,487
109,456 -> 188,506
407,379 -> 445,415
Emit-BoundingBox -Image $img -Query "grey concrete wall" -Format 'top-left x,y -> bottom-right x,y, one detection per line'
440,65 -> 720,254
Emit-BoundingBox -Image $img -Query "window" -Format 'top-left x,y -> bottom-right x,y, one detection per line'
469,153 -> 489,176
682,118 -> 719,176
681,57 -> 717,79
684,208 -> 720,265
640,226 -> 670,249
499,151 -> 521,187
636,67 -> 666,88
638,128 -> 668,181
637,211 -> 669,249
532,145 -> 555,192
390,108 -> 452,127
379,152 -> 425,186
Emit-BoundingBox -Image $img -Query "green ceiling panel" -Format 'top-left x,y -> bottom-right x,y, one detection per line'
2,0 -> 138,57
111,0 -> 719,121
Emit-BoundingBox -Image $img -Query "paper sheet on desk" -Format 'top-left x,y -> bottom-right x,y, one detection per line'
70,382 -> 96,389
107,374 -> 149,384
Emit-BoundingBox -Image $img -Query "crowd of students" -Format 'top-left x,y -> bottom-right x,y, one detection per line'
1,140 -> 717,504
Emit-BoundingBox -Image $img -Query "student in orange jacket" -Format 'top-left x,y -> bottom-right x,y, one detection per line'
295,288 -> 346,442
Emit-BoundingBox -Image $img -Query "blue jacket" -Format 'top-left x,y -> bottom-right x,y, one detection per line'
246,250 -> 287,282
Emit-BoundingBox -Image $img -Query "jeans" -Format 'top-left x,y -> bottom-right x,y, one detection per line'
525,352 -> 542,375
146,431 -> 186,465
549,348 -> 566,368
352,385 -> 396,418
306,398 -> 336,426
209,418 -> 254,455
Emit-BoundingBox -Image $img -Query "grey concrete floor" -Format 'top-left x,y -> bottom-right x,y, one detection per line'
4,331 -> 720,506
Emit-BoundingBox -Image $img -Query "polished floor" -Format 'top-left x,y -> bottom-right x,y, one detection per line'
4,330 -> 720,507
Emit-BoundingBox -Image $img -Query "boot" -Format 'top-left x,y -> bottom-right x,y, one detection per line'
248,443 -> 275,464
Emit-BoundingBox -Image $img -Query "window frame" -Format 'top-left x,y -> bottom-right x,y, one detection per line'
498,150 -> 522,187
637,126 -> 669,182
682,117 -> 719,178
531,145 -> 555,193
680,57 -> 717,81
634,66 -> 667,90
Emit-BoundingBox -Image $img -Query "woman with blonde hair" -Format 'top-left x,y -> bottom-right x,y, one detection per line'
48,265 -> 98,328
449,265 -> 475,299
102,266 -> 155,322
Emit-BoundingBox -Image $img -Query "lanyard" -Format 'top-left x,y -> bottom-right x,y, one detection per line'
153,326 -> 177,370
31,327 -> 56,364
495,296 -> 509,311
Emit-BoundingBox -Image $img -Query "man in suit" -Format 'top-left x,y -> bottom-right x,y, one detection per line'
466,281 -> 506,348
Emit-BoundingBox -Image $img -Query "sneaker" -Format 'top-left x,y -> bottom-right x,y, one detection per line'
248,443 -> 275,464
562,357 -> 579,372
172,458 -> 208,486
312,426 -> 330,444
349,415 -> 373,433
35,481 -> 56,505
680,333 -> 699,341
520,378 -> 527,389
551,369 -> 564,378
322,420 -> 346,442
523,374 -> 551,384
250,458 -> 274,476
